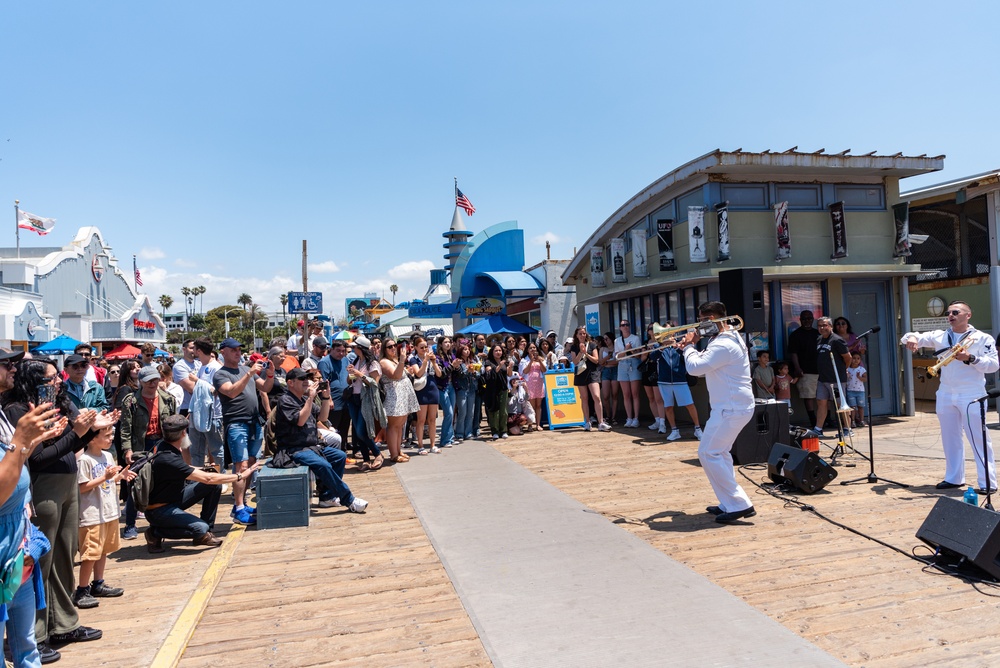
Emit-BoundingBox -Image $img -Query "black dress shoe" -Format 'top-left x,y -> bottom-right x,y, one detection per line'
706,505 -> 723,516
49,626 -> 102,645
38,642 -> 61,664
716,506 -> 756,523
935,481 -> 963,490
976,487 -> 998,495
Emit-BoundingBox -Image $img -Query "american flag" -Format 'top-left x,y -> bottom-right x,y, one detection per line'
133,256 -> 143,287
456,188 -> 476,216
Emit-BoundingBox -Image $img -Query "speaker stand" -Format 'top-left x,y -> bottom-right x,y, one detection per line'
841,343 -> 908,488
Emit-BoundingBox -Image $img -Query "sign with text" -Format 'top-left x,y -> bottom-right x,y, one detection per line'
289,291 -> 323,314
408,302 -> 457,318
543,369 -> 585,430
460,297 -> 505,318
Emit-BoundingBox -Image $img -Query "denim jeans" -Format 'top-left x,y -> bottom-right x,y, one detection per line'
189,418 -> 225,468
145,481 -> 222,540
346,395 -> 380,462
455,387 -> 476,439
6,576 -> 40,668
439,384 -> 456,445
473,388 -> 484,437
289,446 -> 354,506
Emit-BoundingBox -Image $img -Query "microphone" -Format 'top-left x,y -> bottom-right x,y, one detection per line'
970,388 -> 1000,403
858,325 -> 881,338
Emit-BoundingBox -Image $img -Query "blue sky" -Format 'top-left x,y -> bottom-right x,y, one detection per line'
4,2 -> 999,318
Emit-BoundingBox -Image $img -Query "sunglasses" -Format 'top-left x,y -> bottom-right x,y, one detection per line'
0,360 -> 14,371
384,343 -> 396,349
109,370 -> 120,375
946,310 -> 967,316
69,363 -> 90,370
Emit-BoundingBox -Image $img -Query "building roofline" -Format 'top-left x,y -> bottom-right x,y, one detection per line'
563,148 -> 945,281
900,168 -> 1000,202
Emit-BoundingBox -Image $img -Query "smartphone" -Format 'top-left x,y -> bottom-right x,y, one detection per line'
37,383 -> 57,406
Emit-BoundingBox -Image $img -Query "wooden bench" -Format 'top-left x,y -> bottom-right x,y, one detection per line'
256,465 -> 310,530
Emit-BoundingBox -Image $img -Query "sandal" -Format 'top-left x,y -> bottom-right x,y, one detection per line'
358,462 -> 372,472
393,453 -> 410,463
370,456 -> 384,471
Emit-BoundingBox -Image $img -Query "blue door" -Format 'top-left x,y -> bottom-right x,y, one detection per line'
841,281 -> 896,416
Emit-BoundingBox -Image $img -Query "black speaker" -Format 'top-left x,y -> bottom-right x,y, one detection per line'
767,443 -> 838,493
916,497 -> 1000,580
719,268 -> 765,332
731,401 -> 790,464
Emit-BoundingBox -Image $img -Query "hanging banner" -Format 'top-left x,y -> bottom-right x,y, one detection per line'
715,201 -> 731,263
656,219 -> 676,271
775,201 -> 791,260
892,202 -> 912,258
543,368 -> 586,430
630,229 -> 649,278
610,237 -> 627,283
829,201 -> 848,259
688,206 -> 707,263
589,246 -> 606,288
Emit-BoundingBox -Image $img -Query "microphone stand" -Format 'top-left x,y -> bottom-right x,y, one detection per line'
973,395 -> 995,511
842,329 -> 909,488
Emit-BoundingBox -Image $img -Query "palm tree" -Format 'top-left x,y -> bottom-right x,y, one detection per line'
279,293 -> 288,324
181,287 -> 192,317
390,284 -> 399,305
237,293 -> 253,312
196,285 -> 206,314
158,294 -> 174,319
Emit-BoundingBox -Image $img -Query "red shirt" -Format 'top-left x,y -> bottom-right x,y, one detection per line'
143,395 -> 161,438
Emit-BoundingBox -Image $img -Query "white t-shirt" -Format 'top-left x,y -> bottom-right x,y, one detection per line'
78,451 -> 120,527
846,366 -> 866,392
172,357 -> 202,410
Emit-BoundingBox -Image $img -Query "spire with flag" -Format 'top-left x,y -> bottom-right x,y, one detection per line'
133,255 -> 143,289
455,179 -> 475,216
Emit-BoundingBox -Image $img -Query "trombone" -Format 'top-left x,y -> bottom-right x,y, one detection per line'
614,316 -> 744,360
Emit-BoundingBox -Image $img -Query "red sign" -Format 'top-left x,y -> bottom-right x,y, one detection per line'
133,318 -> 156,332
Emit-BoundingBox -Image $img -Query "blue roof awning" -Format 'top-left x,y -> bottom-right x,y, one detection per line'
473,271 -> 544,297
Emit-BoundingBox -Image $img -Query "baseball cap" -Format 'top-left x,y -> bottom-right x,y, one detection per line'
65,354 -> 87,366
138,367 -> 160,383
0,349 -> 24,364
546,330 -> 557,338
312,336 -> 329,348
219,338 -> 242,350
354,335 -> 371,350
286,368 -> 309,381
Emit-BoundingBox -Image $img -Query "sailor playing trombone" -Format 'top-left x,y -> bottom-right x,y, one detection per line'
901,300 -> 998,492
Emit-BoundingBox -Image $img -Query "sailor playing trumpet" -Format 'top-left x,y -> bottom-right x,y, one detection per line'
902,301 -> 998,492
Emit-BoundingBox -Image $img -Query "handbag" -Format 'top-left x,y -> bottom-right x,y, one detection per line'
412,373 -> 428,391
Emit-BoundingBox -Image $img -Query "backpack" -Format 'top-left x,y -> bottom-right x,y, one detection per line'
262,406 -> 279,457
129,452 -> 161,512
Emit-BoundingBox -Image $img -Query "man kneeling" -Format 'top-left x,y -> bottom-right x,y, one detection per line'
275,368 -> 368,513
145,415 -> 262,553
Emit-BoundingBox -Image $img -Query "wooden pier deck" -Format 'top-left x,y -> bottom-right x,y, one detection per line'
66,413 -> 1000,667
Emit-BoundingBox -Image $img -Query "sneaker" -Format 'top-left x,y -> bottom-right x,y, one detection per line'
500,433 -> 508,439
598,422 -> 611,432
37,642 -> 60,664
136,511 -> 145,521
491,434 -> 499,441
657,424 -> 667,434
318,497 -> 341,508
431,446 -> 441,453
583,422 -> 592,432
348,497 -> 368,513
230,505 -> 257,518
89,581 -> 124,598
122,526 -> 138,540
72,588 -> 99,609
418,447 -> 430,455
232,506 -> 256,525
807,427 -> 825,438
648,421 -> 659,431
144,527 -> 164,553
667,429 -> 682,441
443,441 -> 454,448
693,427 -> 704,440
629,418 -> 639,428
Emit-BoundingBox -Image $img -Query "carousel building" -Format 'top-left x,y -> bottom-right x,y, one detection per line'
0,226 -> 165,353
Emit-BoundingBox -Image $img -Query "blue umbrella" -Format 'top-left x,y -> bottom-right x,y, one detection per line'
33,333 -> 85,355
456,314 -> 537,336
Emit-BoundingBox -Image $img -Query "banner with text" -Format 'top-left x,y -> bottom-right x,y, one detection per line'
715,201 -> 731,263
657,219 -> 676,271
688,206 -> 707,263
590,246 -> 606,288
543,369 -> 586,430
828,201 -> 848,259
892,201 -> 912,258
774,201 -> 791,260
630,229 -> 649,278
610,237 -> 627,283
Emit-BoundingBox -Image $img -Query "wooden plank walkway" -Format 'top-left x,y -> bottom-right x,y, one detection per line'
65,414 -> 1000,667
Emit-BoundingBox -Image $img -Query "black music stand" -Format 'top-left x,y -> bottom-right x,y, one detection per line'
841,329 -> 908,488
972,393 -> 996,511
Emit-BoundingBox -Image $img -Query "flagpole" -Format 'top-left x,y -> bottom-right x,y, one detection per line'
14,200 -> 19,259
454,177 -> 458,204
133,254 -> 138,292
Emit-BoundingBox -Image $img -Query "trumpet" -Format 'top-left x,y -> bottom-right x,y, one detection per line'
927,338 -> 973,377
614,316 -> 744,360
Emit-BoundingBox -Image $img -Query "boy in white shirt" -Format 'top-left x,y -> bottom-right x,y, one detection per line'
75,426 -> 135,609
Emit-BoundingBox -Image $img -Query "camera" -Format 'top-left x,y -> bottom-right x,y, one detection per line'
319,380 -> 329,391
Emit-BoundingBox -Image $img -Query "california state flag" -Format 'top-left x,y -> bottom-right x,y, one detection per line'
17,210 -> 56,236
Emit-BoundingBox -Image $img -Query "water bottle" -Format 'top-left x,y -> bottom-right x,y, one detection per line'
964,486 -> 978,505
